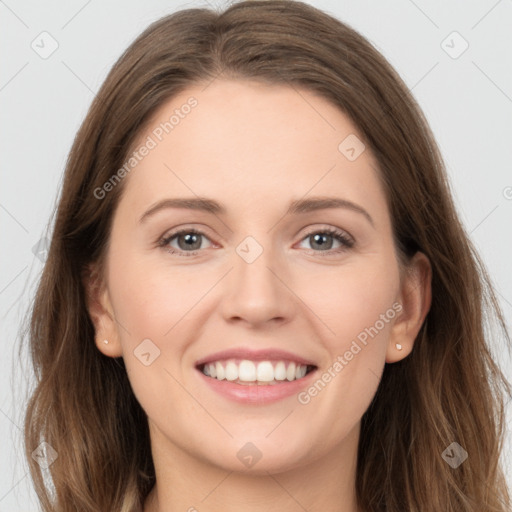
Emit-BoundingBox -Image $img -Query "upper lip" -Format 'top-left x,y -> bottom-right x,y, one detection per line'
195,348 -> 317,368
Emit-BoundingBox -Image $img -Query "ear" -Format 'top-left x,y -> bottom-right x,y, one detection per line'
82,262 -> 123,358
386,251 -> 432,363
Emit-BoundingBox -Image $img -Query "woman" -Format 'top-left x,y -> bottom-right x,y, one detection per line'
22,1 -> 511,511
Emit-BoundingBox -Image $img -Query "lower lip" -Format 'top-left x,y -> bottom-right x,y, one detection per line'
196,368 -> 318,404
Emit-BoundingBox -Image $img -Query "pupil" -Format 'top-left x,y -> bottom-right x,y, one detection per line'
180,233 -> 201,250
312,233 -> 332,250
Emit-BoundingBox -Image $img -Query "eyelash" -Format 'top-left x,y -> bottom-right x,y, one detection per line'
157,227 -> 355,258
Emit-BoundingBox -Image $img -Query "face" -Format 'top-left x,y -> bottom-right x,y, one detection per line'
88,79 -> 430,475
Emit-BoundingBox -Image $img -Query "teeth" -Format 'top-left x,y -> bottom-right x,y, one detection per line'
286,362 -> 296,381
256,361 -> 274,382
225,361 -> 238,381
296,364 -> 306,379
215,362 -> 224,380
274,361 -> 286,380
239,360 -> 256,381
201,359 -> 311,384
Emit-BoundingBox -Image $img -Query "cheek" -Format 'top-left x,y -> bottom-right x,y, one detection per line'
297,253 -> 400,343
107,259 -> 194,423
108,247 -> 202,341
106,248 -> 216,394
294,254 -> 399,414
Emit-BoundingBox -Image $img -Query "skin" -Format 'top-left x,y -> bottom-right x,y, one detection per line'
85,79 -> 431,512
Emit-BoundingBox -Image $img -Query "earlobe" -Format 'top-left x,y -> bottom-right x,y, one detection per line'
386,252 -> 432,363
82,263 -> 123,358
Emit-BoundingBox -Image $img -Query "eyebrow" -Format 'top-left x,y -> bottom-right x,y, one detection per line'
139,196 -> 374,227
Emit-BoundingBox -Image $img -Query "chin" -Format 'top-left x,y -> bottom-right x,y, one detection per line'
198,437 -> 314,475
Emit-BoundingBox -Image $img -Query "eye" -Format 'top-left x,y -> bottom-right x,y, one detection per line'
158,228 -> 213,257
157,226 -> 355,258
297,227 -> 354,255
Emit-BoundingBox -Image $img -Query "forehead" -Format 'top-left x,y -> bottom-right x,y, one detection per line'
117,79 -> 386,220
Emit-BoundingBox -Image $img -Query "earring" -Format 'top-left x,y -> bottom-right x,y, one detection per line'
395,343 -> 402,350
103,339 -> 109,345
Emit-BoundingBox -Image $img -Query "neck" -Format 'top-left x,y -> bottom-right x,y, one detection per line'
144,421 -> 362,512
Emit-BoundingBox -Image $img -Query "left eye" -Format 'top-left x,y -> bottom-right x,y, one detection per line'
297,228 -> 354,252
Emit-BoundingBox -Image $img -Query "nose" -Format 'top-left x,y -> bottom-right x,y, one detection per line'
219,239 -> 295,328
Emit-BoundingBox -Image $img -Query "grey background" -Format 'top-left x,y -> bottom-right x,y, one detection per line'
1,0 -> 511,509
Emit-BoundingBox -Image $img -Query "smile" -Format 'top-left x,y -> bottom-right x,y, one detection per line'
195,347 -> 318,403
199,359 -> 315,385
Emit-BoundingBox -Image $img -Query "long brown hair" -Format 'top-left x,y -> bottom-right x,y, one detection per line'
20,1 -> 511,510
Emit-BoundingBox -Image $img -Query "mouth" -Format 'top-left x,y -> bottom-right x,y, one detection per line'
194,347 -> 319,403
197,359 -> 317,386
